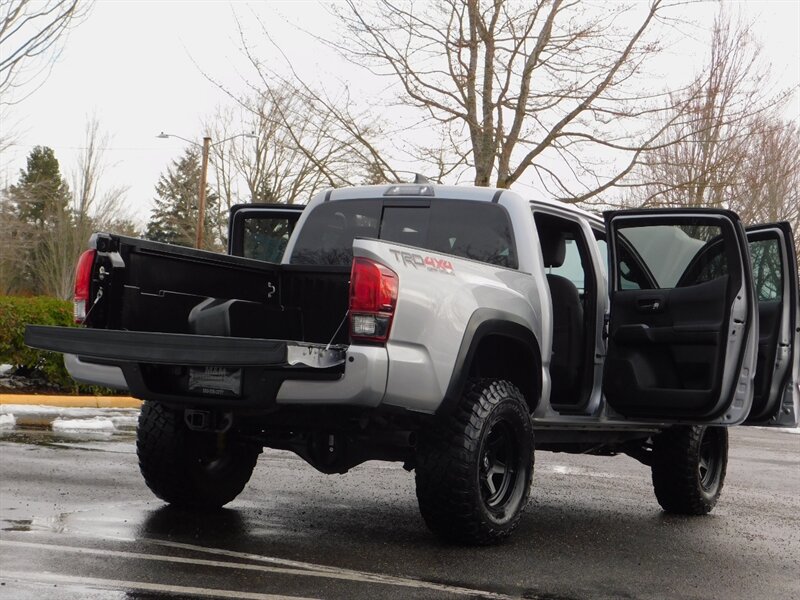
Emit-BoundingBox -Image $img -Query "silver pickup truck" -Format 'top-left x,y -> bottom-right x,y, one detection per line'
26,183 -> 799,545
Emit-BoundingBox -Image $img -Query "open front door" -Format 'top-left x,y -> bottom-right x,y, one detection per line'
227,204 -> 304,261
603,209 -> 757,424
743,223 -> 798,427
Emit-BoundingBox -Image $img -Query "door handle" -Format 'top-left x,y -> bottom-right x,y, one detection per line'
637,297 -> 665,312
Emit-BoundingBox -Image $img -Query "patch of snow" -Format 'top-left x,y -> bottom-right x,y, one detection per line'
0,364 -> 13,375
0,405 -> 138,419
51,417 -> 116,432
753,426 -> 800,435
545,464 -> 634,479
110,416 -> 139,430
0,413 -> 16,429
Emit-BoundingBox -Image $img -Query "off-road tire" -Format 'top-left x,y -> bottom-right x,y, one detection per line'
651,425 -> 727,515
136,401 -> 259,509
415,378 -> 534,545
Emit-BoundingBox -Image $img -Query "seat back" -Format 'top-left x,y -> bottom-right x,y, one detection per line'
540,229 -> 584,404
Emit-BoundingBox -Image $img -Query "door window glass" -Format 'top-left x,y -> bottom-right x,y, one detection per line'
750,238 -> 782,301
594,231 -> 649,289
241,216 -> 297,262
617,223 -> 726,289
547,237 -> 586,292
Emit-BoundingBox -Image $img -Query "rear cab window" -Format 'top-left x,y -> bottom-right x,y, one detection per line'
290,199 -> 518,269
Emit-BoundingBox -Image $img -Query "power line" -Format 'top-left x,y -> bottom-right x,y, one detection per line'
5,143 -> 188,151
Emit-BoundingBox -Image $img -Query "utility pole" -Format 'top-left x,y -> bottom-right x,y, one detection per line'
196,136 -> 212,249
157,131 -> 256,249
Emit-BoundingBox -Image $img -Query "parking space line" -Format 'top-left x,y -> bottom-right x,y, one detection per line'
147,537 -> 515,598
1,539 -> 513,598
0,539 -> 330,578
1,570 -> 316,600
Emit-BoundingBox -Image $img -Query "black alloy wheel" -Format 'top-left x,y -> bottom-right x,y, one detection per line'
480,421 -> 520,510
651,425 -> 728,515
415,378 -> 534,545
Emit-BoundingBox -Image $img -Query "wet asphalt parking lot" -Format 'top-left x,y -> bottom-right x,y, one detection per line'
0,423 -> 798,600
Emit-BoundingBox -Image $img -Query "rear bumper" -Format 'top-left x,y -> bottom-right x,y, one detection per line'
277,345 -> 387,407
65,354 -> 128,390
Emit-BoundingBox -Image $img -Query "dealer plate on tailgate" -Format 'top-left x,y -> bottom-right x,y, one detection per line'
188,367 -> 242,397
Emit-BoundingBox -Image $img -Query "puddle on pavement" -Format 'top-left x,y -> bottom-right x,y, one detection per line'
1,502 -> 274,544
1,515 -> 70,534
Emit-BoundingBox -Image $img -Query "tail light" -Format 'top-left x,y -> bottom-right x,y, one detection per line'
349,257 -> 398,343
74,249 -> 96,323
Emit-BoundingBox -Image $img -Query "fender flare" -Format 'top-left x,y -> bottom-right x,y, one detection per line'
436,308 -> 542,417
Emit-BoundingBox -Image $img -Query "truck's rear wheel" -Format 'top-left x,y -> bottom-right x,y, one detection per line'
651,425 -> 727,515
415,379 -> 534,545
136,401 -> 259,509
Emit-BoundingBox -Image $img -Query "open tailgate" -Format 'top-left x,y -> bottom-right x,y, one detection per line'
25,325 -> 346,407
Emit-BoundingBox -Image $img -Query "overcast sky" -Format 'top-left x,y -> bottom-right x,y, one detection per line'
2,1 -> 799,227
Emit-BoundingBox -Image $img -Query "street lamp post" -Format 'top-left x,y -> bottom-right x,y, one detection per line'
157,131 -> 256,249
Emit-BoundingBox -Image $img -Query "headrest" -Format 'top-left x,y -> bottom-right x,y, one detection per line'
539,227 -> 566,268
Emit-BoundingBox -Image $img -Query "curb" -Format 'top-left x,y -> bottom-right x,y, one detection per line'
0,394 -> 142,409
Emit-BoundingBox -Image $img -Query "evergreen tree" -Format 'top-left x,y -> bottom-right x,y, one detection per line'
5,146 -> 73,294
145,148 -> 221,249
11,146 -> 71,226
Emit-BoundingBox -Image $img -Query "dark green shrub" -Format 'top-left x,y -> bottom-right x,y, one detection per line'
0,296 -> 79,390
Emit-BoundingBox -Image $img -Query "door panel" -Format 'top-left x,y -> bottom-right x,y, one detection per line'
603,210 -> 756,423
606,276 -> 727,413
743,223 -> 799,426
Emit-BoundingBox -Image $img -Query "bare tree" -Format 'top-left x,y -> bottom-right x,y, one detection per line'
205,92 -> 343,213
734,117 -> 800,262
199,10 -> 414,196
0,0 -> 91,105
71,116 -> 131,231
620,13 -> 787,210
0,190 -> 33,293
617,10 -> 797,258
0,0 -> 91,156
1,117 -> 133,298
734,118 -> 799,229
321,0 -> 686,197
38,117 -> 132,299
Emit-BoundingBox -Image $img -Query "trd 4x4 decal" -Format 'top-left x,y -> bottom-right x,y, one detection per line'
389,249 -> 455,274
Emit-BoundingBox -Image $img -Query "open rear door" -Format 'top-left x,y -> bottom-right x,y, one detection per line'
603,209 -> 757,424
743,223 -> 798,427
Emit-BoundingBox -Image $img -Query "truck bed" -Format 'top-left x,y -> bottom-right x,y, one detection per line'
24,233 -> 353,407
90,234 -> 350,345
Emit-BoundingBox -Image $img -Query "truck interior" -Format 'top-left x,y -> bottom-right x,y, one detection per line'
533,212 -> 597,412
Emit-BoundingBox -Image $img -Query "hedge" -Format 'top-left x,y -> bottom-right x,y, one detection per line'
0,295 -> 81,390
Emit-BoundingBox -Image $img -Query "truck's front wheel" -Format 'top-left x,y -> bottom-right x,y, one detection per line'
651,425 -> 727,515
136,401 -> 259,509
415,379 -> 534,545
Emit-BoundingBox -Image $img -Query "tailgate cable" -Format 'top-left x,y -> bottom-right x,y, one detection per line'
325,311 -> 349,351
80,289 -> 104,327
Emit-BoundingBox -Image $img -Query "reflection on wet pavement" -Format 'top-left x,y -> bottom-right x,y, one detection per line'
1,426 -> 798,600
